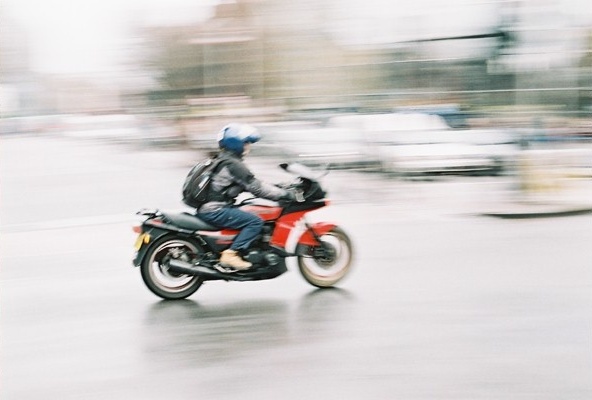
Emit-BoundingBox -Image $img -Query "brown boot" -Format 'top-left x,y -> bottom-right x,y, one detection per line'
219,249 -> 252,270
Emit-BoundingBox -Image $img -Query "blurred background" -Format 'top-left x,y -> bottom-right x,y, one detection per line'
2,2 -> 592,398
2,0 -> 591,186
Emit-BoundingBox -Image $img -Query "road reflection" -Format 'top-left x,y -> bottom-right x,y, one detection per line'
142,288 -> 356,367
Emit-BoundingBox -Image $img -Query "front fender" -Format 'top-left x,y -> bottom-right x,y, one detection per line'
297,222 -> 336,246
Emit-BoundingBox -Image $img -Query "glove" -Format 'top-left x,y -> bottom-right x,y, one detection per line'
281,189 -> 296,202
274,181 -> 292,189
282,189 -> 305,202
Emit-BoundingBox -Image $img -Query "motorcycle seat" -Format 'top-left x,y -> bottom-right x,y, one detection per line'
162,212 -> 219,231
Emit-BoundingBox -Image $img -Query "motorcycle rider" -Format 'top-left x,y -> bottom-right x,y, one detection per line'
196,123 -> 295,271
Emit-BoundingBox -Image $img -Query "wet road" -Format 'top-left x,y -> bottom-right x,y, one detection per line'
1,135 -> 591,399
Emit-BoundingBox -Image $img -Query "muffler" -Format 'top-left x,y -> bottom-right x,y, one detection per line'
166,258 -> 226,280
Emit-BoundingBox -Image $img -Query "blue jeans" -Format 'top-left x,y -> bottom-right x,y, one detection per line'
198,207 -> 263,252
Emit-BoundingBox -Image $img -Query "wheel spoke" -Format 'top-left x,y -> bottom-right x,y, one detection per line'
141,237 -> 204,299
298,228 -> 353,288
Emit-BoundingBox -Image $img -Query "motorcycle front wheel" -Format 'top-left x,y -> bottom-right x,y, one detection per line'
140,236 -> 204,300
297,227 -> 353,288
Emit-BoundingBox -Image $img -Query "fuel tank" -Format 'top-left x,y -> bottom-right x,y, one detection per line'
240,201 -> 283,221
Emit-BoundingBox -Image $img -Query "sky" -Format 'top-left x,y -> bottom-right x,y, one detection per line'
4,0 -> 217,74
4,0 -> 592,75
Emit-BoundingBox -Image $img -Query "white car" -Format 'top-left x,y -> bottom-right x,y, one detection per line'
343,113 -> 519,177
375,131 -> 505,176
262,126 -> 381,171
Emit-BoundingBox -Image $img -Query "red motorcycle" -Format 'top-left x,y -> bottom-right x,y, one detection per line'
132,163 -> 354,300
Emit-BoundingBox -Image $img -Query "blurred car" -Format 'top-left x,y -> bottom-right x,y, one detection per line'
140,118 -> 188,148
374,131 -> 508,177
0,115 -> 62,135
187,121 -> 323,157
337,113 -> 519,177
251,121 -> 321,157
261,126 -> 381,171
392,103 -> 472,128
61,114 -> 144,143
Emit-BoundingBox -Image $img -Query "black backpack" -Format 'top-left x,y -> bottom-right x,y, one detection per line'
181,157 -> 226,208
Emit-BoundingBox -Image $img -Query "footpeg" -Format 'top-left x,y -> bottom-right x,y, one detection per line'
214,263 -> 239,274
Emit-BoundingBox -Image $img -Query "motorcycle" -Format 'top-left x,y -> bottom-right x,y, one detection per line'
132,163 -> 354,300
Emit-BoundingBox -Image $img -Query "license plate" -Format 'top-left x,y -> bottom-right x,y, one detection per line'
134,233 -> 148,250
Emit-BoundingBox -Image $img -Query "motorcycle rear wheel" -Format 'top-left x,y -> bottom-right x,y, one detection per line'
140,236 -> 204,300
298,227 -> 353,288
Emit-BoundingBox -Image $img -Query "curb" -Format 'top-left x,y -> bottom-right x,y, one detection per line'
481,204 -> 592,219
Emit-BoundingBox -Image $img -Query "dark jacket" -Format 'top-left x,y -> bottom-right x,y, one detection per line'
197,150 -> 287,213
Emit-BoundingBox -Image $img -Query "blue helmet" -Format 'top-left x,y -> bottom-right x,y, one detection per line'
217,123 -> 261,156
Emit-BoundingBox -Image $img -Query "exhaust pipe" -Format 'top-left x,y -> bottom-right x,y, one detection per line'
167,258 -> 226,280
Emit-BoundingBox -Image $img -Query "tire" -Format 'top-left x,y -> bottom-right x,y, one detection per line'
140,236 -> 204,300
298,227 -> 353,288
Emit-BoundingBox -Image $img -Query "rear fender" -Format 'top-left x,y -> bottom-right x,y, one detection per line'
132,227 -> 172,267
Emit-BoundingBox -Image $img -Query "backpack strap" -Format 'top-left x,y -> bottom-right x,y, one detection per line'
204,158 -> 232,202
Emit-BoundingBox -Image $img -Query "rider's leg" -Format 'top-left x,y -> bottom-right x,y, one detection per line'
199,207 -> 263,269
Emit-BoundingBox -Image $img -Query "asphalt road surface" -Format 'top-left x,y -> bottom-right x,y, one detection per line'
1,135 -> 591,399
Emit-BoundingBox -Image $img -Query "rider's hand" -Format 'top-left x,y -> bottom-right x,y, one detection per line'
282,189 -> 305,203
281,189 -> 296,202
275,182 -> 292,189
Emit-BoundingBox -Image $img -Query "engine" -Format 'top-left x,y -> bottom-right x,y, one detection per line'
244,249 -> 281,266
